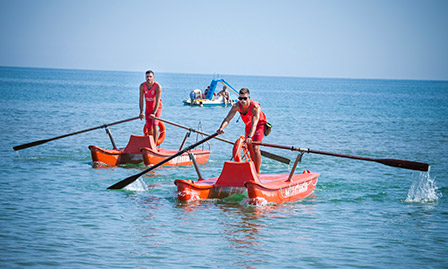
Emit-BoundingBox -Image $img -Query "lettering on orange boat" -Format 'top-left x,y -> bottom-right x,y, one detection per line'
168,154 -> 191,165
281,182 -> 309,198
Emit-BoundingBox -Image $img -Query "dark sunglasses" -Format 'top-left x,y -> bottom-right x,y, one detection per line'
238,97 -> 248,100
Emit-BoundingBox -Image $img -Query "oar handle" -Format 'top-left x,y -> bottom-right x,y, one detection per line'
13,116 -> 139,151
107,132 -> 219,190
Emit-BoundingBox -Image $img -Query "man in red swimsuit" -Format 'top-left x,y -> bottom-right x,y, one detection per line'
217,88 -> 267,173
139,70 -> 162,143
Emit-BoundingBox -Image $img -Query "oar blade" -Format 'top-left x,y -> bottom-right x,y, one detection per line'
260,150 -> 291,165
377,159 -> 429,172
13,139 -> 50,151
107,173 -> 142,190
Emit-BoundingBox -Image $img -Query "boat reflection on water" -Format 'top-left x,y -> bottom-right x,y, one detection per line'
174,198 -> 318,251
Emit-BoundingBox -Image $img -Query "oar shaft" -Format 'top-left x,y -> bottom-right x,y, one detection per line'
307,149 -> 429,171
155,117 -> 233,145
253,141 -> 305,152
308,149 -> 376,162
254,142 -> 429,172
13,116 -> 139,151
107,132 -> 219,190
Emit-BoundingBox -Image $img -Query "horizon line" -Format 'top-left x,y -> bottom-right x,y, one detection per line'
1,64 -> 446,83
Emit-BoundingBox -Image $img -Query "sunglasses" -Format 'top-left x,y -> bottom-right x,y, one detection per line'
238,97 -> 248,100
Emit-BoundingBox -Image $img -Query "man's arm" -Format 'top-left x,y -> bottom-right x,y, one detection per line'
139,84 -> 144,119
246,104 -> 261,143
151,84 -> 162,116
217,103 -> 239,134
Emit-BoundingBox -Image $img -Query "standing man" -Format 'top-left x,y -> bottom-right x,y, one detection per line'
139,70 -> 162,143
217,88 -> 267,173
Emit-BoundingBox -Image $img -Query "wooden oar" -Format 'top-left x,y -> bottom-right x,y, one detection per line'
107,132 -> 219,190
13,116 -> 140,151
253,142 -> 429,172
154,117 -> 291,165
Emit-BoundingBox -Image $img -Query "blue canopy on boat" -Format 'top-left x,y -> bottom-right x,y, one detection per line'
205,79 -> 239,100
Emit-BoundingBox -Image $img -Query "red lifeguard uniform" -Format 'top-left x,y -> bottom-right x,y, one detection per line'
239,100 -> 267,141
143,81 -> 162,129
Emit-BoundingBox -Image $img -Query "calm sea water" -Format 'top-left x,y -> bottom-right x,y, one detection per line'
1,66 -> 447,268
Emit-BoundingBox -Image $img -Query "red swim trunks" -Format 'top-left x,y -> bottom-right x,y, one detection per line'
145,103 -> 162,129
245,123 -> 265,142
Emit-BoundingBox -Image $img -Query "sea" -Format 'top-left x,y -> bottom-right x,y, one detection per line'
0,66 -> 447,268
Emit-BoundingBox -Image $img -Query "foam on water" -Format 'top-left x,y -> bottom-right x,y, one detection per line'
124,178 -> 149,191
241,197 -> 269,206
405,169 -> 441,203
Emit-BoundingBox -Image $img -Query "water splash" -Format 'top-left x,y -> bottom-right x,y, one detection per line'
405,170 -> 441,203
124,178 -> 149,191
241,197 -> 269,206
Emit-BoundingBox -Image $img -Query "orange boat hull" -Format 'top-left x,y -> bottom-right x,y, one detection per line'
88,145 -> 143,166
175,161 -> 319,204
89,134 -> 212,167
175,178 -> 247,201
245,171 -> 318,205
141,147 -> 211,166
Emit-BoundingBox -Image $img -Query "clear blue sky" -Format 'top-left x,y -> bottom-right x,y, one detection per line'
1,0 -> 447,80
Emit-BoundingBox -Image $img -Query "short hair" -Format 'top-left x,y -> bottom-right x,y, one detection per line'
239,88 -> 250,95
145,70 -> 154,75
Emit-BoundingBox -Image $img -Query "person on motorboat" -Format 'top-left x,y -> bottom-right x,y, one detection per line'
216,88 -> 267,173
139,70 -> 162,144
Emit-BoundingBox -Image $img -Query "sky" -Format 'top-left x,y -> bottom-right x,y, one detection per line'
1,0 -> 447,80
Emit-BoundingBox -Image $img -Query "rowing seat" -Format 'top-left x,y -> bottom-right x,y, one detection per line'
123,135 -> 158,154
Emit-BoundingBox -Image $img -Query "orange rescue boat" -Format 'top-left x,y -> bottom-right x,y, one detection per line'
88,134 -> 156,166
89,121 -> 211,167
175,136 -> 319,205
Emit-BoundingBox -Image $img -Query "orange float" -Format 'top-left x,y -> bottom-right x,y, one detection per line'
174,136 -> 319,204
143,121 -> 166,146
